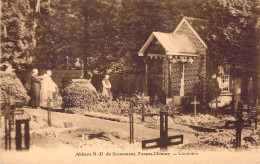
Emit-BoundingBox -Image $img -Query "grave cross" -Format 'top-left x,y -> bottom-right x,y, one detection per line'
129,97 -> 134,144
142,110 -> 183,151
256,99 -> 258,130
1,85 -> 28,150
212,97 -> 221,116
129,109 -> 134,144
166,97 -> 176,119
41,91 -> 58,126
235,101 -> 244,149
191,96 -> 200,117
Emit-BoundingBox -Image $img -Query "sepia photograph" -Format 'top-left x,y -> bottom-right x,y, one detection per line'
1,0 -> 260,163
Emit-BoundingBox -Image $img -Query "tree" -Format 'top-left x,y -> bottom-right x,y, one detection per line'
1,0 -> 36,71
32,0 -> 85,69
80,0 -> 121,72
117,0 -> 164,72
206,0 -> 257,77
32,0 -> 121,72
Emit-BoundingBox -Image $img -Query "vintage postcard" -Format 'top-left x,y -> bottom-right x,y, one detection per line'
1,0 -> 260,163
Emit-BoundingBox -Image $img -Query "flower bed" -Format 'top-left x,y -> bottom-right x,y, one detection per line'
174,114 -> 235,127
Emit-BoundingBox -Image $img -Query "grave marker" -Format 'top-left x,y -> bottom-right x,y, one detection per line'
166,97 -> 175,119
191,96 -> 200,117
142,110 -> 183,151
256,99 -> 258,130
1,85 -> 29,150
235,101 -> 244,149
128,97 -> 135,144
212,98 -> 221,116
129,109 -> 134,144
42,91 -> 58,126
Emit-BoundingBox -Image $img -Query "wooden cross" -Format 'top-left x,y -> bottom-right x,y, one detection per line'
142,110 -> 183,151
129,97 -> 134,144
1,85 -> 26,150
1,85 -> 24,125
191,96 -> 200,117
166,97 -> 175,119
256,99 -> 258,130
212,97 -> 221,116
129,109 -> 134,144
1,85 -> 23,108
235,101 -> 244,149
41,91 -> 58,126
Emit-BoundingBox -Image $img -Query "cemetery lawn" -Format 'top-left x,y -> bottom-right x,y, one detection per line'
1,107 -> 260,152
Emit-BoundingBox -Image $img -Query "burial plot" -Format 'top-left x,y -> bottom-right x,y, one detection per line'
1,86 -> 30,150
212,98 -> 221,116
121,96 -> 154,122
142,110 -> 183,151
41,91 -> 59,126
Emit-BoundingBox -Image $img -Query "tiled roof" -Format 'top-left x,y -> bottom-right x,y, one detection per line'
153,32 -> 197,55
184,17 -> 208,44
138,17 -> 208,56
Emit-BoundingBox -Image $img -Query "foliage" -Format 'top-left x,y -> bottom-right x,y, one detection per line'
1,0 -> 36,71
2,0 -> 258,79
64,98 -> 130,114
31,0 -> 210,73
32,0 -> 84,69
206,0 -> 258,77
32,0 -> 121,72
62,79 -> 98,108
0,71 -> 30,107
81,0 -> 121,72
186,77 -> 221,113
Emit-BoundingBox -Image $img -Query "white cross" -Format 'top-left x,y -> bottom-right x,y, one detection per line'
191,96 -> 200,117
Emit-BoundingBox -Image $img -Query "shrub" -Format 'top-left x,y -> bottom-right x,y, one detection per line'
62,79 -> 99,109
0,71 -> 30,108
185,77 -> 221,114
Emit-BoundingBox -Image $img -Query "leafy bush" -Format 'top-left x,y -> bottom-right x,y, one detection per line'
185,77 -> 221,114
0,71 -> 30,108
62,79 -> 99,109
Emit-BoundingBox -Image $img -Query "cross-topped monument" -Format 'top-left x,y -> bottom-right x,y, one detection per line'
41,91 -> 58,126
191,96 -> 200,117
212,97 -> 221,116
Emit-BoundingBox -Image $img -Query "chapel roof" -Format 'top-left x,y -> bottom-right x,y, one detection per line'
138,16 -> 208,57
138,32 -> 198,56
184,17 -> 208,44
153,32 -> 197,55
